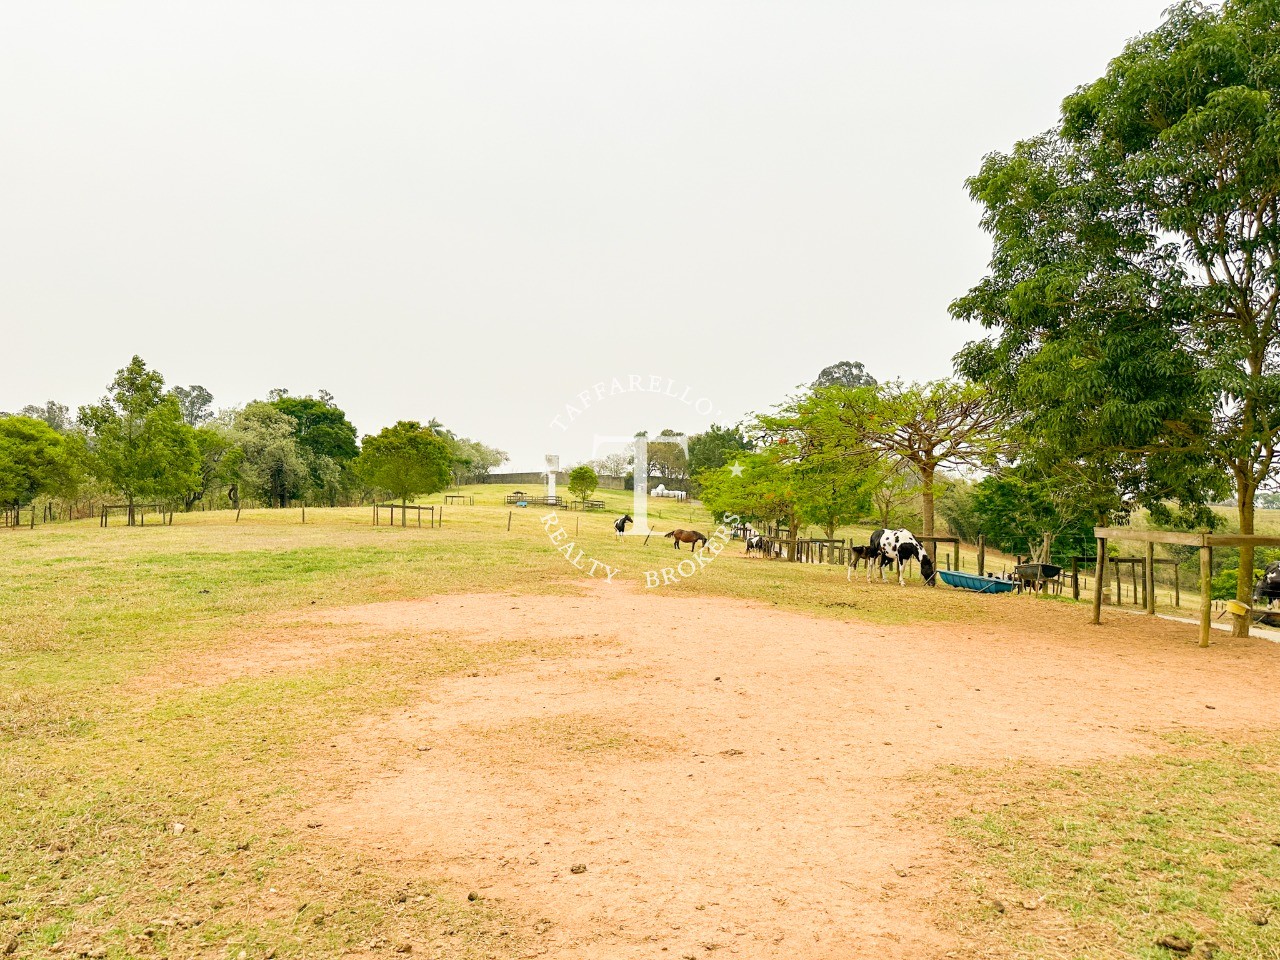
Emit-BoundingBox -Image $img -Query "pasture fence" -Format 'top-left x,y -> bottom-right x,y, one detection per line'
100,503 -> 173,527
1092,526 -> 1280,646
504,494 -> 567,508
373,503 -> 439,528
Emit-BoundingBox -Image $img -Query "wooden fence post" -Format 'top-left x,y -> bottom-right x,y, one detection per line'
1092,537 -> 1107,625
1152,545 -> 1162,611
1199,545 -> 1212,648
1071,557 -> 1080,600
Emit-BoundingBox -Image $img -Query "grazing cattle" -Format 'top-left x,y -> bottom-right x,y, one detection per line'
866,528 -> 935,587
844,544 -> 878,580
746,534 -> 765,556
614,514 -> 633,539
665,529 -> 708,550
1255,561 -> 1280,604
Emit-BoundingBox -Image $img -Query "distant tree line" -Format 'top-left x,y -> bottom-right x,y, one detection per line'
0,356 -> 507,524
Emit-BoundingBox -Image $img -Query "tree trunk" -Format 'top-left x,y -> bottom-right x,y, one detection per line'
127,494 -> 135,527
1234,477 -> 1256,638
920,462 -> 936,540
401,497 -> 407,528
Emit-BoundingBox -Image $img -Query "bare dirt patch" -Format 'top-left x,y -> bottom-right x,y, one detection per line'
296,585 -> 1280,959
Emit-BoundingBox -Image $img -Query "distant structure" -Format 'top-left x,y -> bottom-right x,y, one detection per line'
545,454 -> 559,501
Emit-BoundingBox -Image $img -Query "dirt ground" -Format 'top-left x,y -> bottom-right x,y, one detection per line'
226,584 -> 1280,959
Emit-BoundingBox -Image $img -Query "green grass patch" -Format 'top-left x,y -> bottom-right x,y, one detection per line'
944,734 -> 1280,958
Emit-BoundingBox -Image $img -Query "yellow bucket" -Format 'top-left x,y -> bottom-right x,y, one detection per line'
1223,599 -> 1251,618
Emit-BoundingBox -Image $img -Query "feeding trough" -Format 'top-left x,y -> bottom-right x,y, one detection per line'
937,570 -> 1017,594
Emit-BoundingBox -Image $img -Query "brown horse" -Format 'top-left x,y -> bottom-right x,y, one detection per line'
664,529 -> 708,550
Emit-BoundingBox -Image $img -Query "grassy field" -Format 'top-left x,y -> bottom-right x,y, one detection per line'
3,486 -> 1278,958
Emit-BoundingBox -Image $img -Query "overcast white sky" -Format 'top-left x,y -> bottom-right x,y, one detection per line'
1,1 -> 1173,469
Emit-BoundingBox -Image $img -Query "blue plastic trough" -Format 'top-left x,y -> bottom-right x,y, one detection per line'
937,570 -> 1017,594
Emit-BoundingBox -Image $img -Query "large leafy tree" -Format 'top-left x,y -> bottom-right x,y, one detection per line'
792,457 -> 877,540
940,473 -> 1099,563
184,422 -> 238,510
449,437 -> 509,485
231,403 -> 310,508
788,380 -> 1004,540
697,439 -> 874,543
644,428 -> 690,484
567,464 -> 599,504
811,360 -> 877,391
18,401 -> 72,433
687,424 -> 752,491
0,416 -> 77,518
172,385 -> 214,426
355,421 -> 452,518
78,357 -> 200,524
698,449 -> 801,541
269,392 -> 359,505
270,392 -> 358,464
952,0 -> 1280,634
588,447 -> 634,479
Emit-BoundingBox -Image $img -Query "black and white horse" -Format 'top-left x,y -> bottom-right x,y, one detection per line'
745,534 -> 765,557
866,528 -> 935,586
1255,561 -> 1280,605
614,514 -> 633,539
845,544 -> 877,580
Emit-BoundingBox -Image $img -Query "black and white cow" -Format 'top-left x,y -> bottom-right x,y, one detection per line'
745,534 -> 765,557
614,514 -> 633,539
1255,561 -> 1280,605
866,528 -> 936,586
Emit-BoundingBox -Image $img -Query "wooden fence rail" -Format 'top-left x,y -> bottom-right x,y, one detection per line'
373,503 -> 439,528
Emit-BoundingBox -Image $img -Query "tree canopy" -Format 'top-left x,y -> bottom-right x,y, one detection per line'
952,0 -> 1280,632
775,379 -> 1003,539
811,360 -> 876,391
231,403 -> 312,508
172,385 -> 214,426
687,424 -> 752,490
78,357 -> 200,522
355,421 -> 453,507
0,416 -> 78,514
567,464 -> 599,504
449,437 -> 509,485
